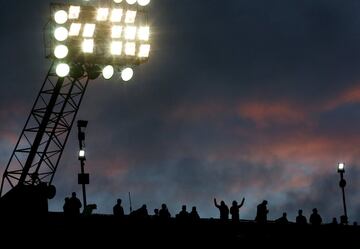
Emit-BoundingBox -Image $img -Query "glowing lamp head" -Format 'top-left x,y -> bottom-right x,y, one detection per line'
102,65 -> 115,80
138,0 -> 151,6
54,27 -> 68,42
54,10 -> 68,24
79,149 -> 86,159
121,67 -> 134,81
56,63 -> 70,77
338,163 -> 345,173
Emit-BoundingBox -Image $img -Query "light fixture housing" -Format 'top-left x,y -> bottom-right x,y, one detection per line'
338,163 -> 345,173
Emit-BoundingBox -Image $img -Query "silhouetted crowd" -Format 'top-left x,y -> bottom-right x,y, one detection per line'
63,192 -> 356,226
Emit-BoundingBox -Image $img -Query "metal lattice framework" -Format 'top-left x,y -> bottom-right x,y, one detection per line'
0,63 -> 90,196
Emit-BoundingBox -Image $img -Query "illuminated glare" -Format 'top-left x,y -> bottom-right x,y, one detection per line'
121,67 -> 134,81
111,9 -> 123,23
124,26 -> 137,40
138,26 -> 150,41
82,39 -> 94,53
113,0 -> 123,3
56,63 -> 70,77
338,163 -> 345,171
54,27 -> 68,41
138,44 -> 150,58
112,26 -> 123,39
125,42 -> 136,56
83,23 -> 96,38
79,150 -> 85,158
126,0 -> 137,4
69,6 -> 81,19
125,10 -> 137,23
111,41 -> 122,55
97,8 -> 109,21
102,65 -> 115,80
69,23 -> 82,36
137,0 -> 151,6
54,10 -> 68,24
54,45 -> 69,59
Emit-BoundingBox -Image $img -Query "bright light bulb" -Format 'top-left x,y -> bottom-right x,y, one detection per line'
97,8 -> 109,21
338,163 -> 345,171
114,0 -> 123,3
138,26 -> 150,41
138,0 -> 150,6
126,0 -> 137,5
124,26 -> 137,40
121,67 -> 134,81
138,44 -> 150,58
111,41 -> 122,55
111,9 -> 123,23
69,6 -> 81,19
54,27 -> 68,41
54,10 -> 68,24
56,63 -> 70,77
79,150 -> 85,158
111,26 -> 123,39
83,23 -> 96,38
82,39 -> 94,53
69,23 -> 82,36
125,42 -> 136,56
102,65 -> 115,80
125,10 -> 137,23
54,45 -> 69,59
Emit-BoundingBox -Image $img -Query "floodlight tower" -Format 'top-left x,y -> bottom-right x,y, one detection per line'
0,0 -> 151,215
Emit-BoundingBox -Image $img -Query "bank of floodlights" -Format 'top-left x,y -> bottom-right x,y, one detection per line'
49,0 -> 151,81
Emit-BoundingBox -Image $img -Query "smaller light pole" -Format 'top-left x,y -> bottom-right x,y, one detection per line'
338,163 -> 348,224
77,120 -> 89,209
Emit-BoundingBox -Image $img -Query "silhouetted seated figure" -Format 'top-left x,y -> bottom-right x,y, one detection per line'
63,197 -> 70,216
176,205 -> 189,222
159,203 -> 171,221
68,192 -> 82,217
309,208 -> 322,225
190,206 -> 200,221
113,198 -> 125,218
275,212 -> 289,224
296,209 -> 307,225
130,204 -> 149,220
331,217 -> 338,226
230,198 -> 245,222
255,200 -> 269,224
214,198 -> 229,221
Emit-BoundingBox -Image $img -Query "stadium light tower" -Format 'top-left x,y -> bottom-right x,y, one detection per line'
0,0 -> 151,215
337,163 -> 348,224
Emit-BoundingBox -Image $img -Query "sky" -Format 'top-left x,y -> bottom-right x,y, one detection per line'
1,0 -> 360,223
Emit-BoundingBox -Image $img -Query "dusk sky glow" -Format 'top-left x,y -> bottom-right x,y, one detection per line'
1,0 -> 360,222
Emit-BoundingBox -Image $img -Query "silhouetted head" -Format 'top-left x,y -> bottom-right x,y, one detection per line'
142,204 -> 147,209
283,212 -> 287,218
262,200 -> 268,205
154,209 -> 159,215
182,205 -> 186,211
72,192 -> 76,197
161,203 -> 167,209
313,208 -> 318,214
117,198 -> 122,204
192,206 -> 197,212
298,209 -> 303,215
220,201 -> 225,206
332,217 -> 338,224
232,201 -> 238,206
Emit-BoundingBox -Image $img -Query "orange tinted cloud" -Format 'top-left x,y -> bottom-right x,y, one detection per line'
324,84 -> 360,111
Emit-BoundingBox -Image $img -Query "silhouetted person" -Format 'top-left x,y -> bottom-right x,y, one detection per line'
340,215 -> 348,225
230,198 -> 245,221
309,208 -> 322,225
68,192 -> 82,217
159,203 -> 171,220
63,197 -> 70,216
113,198 -> 125,218
176,205 -> 189,222
331,217 -> 338,226
296,209 -> 307,225
190,206 -> 200,221
255,200 -> 269,223
276,212 -> 289,224
214,198 -> 229,221
130,204 -> 149,220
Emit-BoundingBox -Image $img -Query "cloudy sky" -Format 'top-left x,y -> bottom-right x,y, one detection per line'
1,0 -> 360,222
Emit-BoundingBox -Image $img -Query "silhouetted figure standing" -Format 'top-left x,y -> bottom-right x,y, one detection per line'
176,205 -> 189,222
159,203 -> 171,220
296,209 -> 307,225
190,206 -> 200,221
63,197 -> 70,216
113,198 -> 125,218
230,198 -> 245,221
276,212 -> 289,224
214,198 -> 229,221
69,192 -> 82,217
255,200 -> 269,224
331,217 -> 338,226
309,208 -> 322,225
